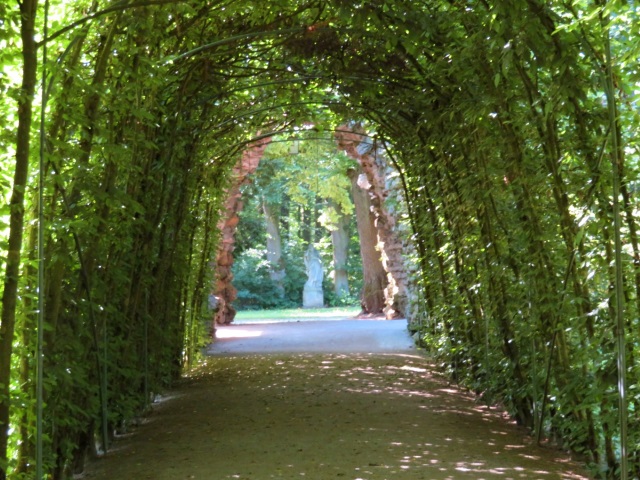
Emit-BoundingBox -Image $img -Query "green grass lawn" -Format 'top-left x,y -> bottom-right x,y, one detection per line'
233,306 -> 362,324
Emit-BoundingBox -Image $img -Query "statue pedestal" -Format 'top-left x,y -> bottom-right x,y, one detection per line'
303,285 -> 324,308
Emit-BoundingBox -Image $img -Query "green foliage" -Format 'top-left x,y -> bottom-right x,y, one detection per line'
280,242 -> 309,306
323,286 -> 360,308
1,0 -> 640,477
232,131 -> 362,312
233,248 -> 297,310
233,238 -> 308,311
260,131 -> 356,221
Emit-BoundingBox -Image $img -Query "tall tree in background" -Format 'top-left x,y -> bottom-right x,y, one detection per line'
347,167 -> 387,314
262,199 -> 285,298
329,200 -> 351,297
246,132 -> 358,304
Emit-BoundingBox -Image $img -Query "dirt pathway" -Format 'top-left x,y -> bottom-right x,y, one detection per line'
82,351 -> 590,479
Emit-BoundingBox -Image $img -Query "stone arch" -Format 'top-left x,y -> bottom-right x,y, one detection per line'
335,125 -> 411,319
213,137 -> 271,326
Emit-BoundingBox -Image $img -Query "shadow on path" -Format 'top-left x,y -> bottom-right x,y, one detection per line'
82,319 -> 591,480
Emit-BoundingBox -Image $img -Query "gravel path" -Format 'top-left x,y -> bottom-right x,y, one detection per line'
82,320 -> 590,480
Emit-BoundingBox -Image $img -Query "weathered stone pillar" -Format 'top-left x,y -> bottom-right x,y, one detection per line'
335,124 -> 409,319
213,137 -> 271,326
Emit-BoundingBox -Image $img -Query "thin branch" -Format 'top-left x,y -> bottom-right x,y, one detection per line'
162,26 -> 307,64
38,0 -> 194,46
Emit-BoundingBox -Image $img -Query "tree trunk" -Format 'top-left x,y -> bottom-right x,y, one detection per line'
330,201 -> 350,298
348,167 -> 386,314
0,2 -> 38,477
263,199 -> 285,298
301,205 -> 312,245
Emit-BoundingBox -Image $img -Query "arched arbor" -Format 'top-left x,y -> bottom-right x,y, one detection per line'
0,0 -> 638,477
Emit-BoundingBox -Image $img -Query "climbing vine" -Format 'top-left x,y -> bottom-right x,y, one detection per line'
0,0 -> 638,478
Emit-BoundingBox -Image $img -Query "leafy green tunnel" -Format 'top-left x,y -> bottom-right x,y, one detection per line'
0,0 -> 638,478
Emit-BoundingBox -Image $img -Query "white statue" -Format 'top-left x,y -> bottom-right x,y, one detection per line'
304,244 -> 324,288
303,244 -> 324,308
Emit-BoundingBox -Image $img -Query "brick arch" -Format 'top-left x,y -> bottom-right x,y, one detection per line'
212,137 -> 271,326
213,125 -> 411,326
335,124 -> 409,319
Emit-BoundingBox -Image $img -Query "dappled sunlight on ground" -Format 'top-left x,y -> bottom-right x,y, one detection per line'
83,354 -> 591,480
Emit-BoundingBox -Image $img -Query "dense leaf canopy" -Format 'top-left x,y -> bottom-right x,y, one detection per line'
1,0 -> 639,478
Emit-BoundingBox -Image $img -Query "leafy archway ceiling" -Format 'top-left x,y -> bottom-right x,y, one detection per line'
53,0 -> 431,146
